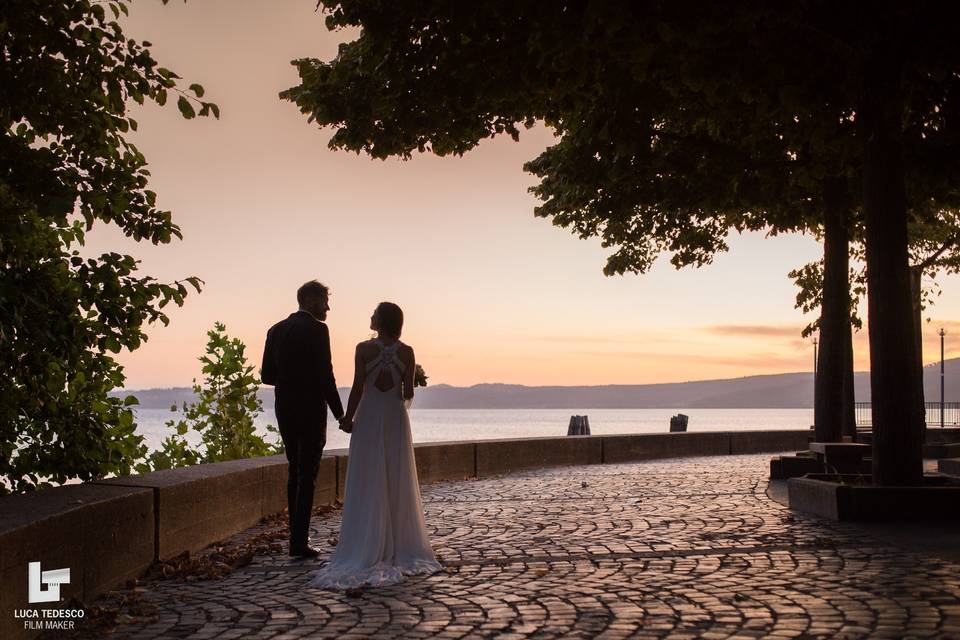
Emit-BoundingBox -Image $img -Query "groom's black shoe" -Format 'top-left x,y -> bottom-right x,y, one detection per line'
289,543 -> 322,558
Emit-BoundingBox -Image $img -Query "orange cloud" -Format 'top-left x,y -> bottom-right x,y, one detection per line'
705,325 -> 806,339
573,349 -> 808,370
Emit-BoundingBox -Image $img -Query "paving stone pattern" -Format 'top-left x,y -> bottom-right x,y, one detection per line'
88,455 -> 960,639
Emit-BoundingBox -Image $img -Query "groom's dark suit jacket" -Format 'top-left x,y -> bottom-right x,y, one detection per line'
261,310 -> 344,428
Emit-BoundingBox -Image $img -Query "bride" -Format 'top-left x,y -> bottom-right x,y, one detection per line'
307,302 -> 441,589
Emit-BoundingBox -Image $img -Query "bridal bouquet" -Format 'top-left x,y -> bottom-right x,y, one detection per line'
414,364 -> 428,387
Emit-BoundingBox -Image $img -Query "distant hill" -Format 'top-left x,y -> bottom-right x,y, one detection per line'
115,357 -> 960,409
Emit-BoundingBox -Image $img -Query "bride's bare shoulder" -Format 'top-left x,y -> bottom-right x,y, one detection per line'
355,340 -> 378,357
398,341 -> 415,360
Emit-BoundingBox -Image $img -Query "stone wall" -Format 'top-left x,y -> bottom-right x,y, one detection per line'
0,484 -> 154,640
0,429 -> 808,639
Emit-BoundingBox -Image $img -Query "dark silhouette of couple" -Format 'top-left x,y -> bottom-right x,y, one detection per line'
261,280 -> 440,588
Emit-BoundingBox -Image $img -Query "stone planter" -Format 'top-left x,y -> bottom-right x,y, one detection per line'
787,473 -> 960,521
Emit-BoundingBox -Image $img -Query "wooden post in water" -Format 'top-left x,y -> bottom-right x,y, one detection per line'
567,415 -> 591,436
669,414 -> 689,432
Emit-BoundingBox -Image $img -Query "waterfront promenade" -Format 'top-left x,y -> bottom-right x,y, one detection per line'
73,454 -> 960,639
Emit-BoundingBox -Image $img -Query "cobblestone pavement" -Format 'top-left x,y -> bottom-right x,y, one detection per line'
85,455 -> 960,639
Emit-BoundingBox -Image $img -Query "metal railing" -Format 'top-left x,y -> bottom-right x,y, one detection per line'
855,401 -> 960,427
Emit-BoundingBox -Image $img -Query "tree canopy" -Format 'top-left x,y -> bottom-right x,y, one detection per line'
1,0 -> 217,493
285,1 -> 960,484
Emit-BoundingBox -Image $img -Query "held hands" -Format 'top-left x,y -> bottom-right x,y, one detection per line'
338,415 -> 353,434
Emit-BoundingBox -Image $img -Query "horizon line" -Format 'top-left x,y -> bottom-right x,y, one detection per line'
115,355 -> 960,393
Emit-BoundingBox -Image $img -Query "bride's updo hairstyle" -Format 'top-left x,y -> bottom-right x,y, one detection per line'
374,302 -> 404,339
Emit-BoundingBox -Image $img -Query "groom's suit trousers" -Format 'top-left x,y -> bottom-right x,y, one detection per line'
275,393 -> 326,547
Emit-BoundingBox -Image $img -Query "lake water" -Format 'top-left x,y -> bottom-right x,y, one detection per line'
134,407 -> 813,453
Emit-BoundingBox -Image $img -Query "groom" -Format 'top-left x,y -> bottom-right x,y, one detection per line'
261,280 -> 344,557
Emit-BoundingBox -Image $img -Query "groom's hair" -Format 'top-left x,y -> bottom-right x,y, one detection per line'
375,302 -> 403,338
297,280 -> 329,306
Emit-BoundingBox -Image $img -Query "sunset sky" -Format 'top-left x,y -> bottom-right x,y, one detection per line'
92,0 -> 960,390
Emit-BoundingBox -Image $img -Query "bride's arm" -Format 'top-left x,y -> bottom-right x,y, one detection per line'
402,345 -> 415,402
342,344 -> 367,425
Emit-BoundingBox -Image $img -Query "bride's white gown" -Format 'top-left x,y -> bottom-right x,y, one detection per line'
307,339 -> 441,589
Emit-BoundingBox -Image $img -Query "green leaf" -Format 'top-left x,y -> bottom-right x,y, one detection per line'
177,96 -> 196,119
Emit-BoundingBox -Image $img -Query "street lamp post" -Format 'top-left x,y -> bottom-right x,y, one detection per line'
813,337 -> 818,379
941,328 -> 946,429
812,337 -> 819,416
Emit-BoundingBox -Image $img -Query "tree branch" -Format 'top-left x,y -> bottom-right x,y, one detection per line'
916,233 -> 959,270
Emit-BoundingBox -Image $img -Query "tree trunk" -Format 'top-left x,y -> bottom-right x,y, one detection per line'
842,303 -> 858,440
860,44 -> 923,486
910,267 -> 928,443
814,181 -> 849,443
